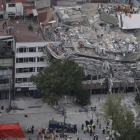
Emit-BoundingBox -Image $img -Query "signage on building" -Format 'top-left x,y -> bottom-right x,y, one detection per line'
17,88 -> 21,91
29,87 -> 37,90
15,82 -> 36,88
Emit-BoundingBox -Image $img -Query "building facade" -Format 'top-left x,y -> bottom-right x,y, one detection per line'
0,36 -> 15,100
15,42 -> 58,98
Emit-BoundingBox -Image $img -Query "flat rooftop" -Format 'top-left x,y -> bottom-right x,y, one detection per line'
0,19 -> 44,42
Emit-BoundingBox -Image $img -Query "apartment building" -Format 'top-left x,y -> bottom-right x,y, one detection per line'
0,36 -> 15,99
15,42 -> 49,97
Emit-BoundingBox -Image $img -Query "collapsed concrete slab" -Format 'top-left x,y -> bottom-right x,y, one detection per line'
100,11 -> 118,26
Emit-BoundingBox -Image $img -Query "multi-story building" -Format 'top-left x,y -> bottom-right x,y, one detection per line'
10,19 -> 60,98
5,0 -> 34,19
15,42 -> 49,97
0,36 -> 15,100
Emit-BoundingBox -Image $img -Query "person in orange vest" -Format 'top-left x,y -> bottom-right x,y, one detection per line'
39,128 -> 42,135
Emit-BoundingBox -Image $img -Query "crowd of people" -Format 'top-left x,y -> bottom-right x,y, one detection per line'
25,125 -> 34,134
97,3 -> 140,15
81,119 -> 118,140
81,119 -> 98,140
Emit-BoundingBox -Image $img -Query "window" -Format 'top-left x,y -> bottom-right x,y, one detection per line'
23,78 -> 27,82
17,78 -> 22,83
16,57 -> 36,63
19,58 -> 24,63
37,67 -> 44,72
19,48 -> 26,53
16,67 -> 35,73
38,47 -> 45,52
37,57 -> 45,62
8,4 -> 15,7
29,57 -> 35,62
8,13 -> 15,16
16,78 -> 30,83
29,47 -> 36,52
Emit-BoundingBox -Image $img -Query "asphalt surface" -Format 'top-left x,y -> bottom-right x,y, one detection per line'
0,95 -> 112,140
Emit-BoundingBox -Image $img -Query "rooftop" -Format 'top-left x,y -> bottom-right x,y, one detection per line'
0,19 -> 44,42
37,7 -> 54,26
5,0 -> 33,4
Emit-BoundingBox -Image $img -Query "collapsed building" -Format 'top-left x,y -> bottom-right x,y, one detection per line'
44,3 -> 140,93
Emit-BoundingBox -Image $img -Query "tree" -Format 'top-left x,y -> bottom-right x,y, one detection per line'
118,128 -> 140,140
76,87 -> 90,106
30,59 -> 85,105
103,91 -> 134,134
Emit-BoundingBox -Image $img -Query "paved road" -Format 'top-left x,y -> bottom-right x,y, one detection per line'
0,107 -> 110,140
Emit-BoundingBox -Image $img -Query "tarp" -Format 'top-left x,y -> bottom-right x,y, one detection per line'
0,123 -> 25,138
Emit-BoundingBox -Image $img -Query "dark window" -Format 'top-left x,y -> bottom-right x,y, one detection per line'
19,58 -> 23,63
37,57 -> 45,62
37,67 -> 44,72
8,4 -> 15,7
16,58 -> 18,63
17,78 -> 22,83
23,78 -> 27,82
19,48 -> 26,53
16,67 -> 35,73
38,47 -> 44,52
29,47 -> 36,52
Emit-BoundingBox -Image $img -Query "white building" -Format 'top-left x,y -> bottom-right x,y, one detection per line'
6,2 -> 23,17
15,42 -> 60,97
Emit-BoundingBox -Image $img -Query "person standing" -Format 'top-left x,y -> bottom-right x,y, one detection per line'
93,135 -> 96,140
102,128 -> 105,134
107,120 -> 110,126
39,128 -> 42,135
112,134 -> 115,140
96,119 -> 99,125
90,119 -> 93,125
96,134 -> 98,140
93,128 -> 95,136
82,124 -> 84,130
31,125 -> 34,134
90,128 -> 92,136
99,122 -> 101,129
83,127 -> 86,134
107,128 -> 110,134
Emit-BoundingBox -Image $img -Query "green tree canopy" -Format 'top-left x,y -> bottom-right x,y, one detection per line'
103,91 -> 134,134
31,59 -> 85,105
76,87 -> 90,106
118,128 -> 140,140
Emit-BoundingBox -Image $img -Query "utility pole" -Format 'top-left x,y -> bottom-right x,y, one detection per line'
7,68 -> 12,110
9,78 -> 11,109
63,96 -> 67,138
90,75 -> 93,103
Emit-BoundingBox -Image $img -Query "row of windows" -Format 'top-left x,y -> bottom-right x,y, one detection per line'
16,57 -> 45,63
16,78 -> 30,83
16,47 -> 45,53
16,67 -> 44,73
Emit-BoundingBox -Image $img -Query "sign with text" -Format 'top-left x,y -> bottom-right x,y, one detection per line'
15,82 -> 36,88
